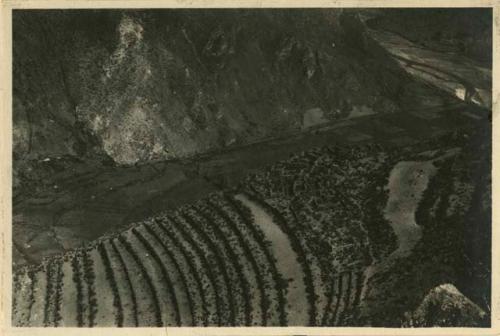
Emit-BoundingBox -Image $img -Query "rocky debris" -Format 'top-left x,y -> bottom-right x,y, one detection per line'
403,284 -> 487,327
302,108 -> 328,129
14,9 -> 440,168
12,9 -> 491,327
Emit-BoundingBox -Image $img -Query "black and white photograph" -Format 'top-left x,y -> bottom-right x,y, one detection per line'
4,2 -> 494,330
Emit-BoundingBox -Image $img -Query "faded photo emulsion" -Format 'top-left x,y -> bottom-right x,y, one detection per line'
11,8 -> 492,328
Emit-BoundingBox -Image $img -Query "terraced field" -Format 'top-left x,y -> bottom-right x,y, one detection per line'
12,146 -> 376,326
12,127 -> 488,326
13,97 -> 485,269
13,192 -> 294,326
11,8 -> 491,328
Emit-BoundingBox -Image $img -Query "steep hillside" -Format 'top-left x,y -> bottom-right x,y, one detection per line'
366,9 -> 492,66
14,9 -> 442,168
11,9 -> 491,328
365,9 -> 492,108
12,125 -> 490,327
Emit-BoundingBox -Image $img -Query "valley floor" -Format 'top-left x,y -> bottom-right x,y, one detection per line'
13,101 -> 486,267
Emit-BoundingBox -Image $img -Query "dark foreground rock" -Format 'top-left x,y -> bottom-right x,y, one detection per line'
403,284 -> 487,327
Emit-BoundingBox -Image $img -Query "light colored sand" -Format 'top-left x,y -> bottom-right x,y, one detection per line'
12,269 -> 33,326
234,194 -> 309,325
124,230 -> 176,326
154,221 -> 220,325
360,159 -> 438,315
135,225 -> 193,325
112,237 -> 158,326
102,240 -> 137,327
89,248 -> 116,326
219,200 -> 283,325
59,259 -> 78,326
201,209 -> 264,326
148,223 -> 209,325
384,161 -> 437,258
28,267 -> 47,326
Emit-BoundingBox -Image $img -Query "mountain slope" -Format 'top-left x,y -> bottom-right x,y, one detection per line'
14,9 -> 447,166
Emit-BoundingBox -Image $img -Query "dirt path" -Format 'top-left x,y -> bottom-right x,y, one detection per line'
234,194 -> 309,325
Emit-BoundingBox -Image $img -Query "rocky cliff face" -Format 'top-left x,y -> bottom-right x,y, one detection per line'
403,284 -> 487,327
14,9 -> 416,167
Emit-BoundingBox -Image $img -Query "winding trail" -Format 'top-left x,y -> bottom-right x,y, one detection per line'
234,194 -> 309,325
